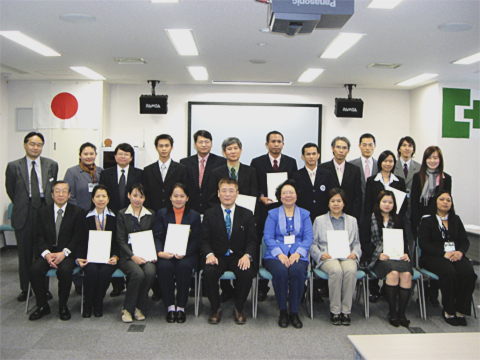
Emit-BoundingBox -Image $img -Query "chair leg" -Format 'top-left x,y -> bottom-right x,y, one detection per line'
419,275 -> 426,320
251,277 -> 256,319
362,279 -> 368,319
309,274 -> 313,319
197,273 -> 202,315
366,276 -> 370,319
25,283 -> 31,314
194,272 -> 199,317
81,280 -> 84,315
472,295 -> 477,319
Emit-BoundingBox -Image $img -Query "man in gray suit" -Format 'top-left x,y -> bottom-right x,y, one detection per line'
5,132 -> 58,301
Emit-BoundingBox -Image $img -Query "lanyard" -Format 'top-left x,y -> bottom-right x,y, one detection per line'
95,211 -> 105,231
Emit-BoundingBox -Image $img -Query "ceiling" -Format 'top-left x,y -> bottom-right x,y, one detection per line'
0,0 -> 479,90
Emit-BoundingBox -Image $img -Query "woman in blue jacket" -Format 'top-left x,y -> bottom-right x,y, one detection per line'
264,179 -> 313,329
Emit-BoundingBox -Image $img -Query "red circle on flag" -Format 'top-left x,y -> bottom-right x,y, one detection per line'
51,92 -> 78,120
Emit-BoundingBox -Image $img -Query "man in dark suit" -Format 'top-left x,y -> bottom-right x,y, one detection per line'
292,143 -> 335,223
201,178 -> 257,325
99,143 -> 143,297
250,131 -> 297,301
319,136 -> 362,222
5,132 -> 58,302
28,181 -> 83,321
142,134 -> 187,213
180,130 -> 226,215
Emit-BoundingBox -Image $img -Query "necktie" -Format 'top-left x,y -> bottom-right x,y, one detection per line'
310,170 -> 315,185
273,159 -> 279,172
403,163 -> 408,178
161,164 -> 167,181
336,167 -> 343,185
364,159 -> 371,182
199,159 -> 205,188
55,209 -> 63,246
30,161 -> 41,209
230,167 -> 236,180
225,209 -> 231,240
119,170 -> 126,206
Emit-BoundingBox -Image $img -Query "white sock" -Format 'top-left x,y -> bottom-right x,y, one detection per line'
177,307 -> 185,313
168,305 -> 176,312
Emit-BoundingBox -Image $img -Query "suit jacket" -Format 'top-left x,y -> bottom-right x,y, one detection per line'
319,160 -> 362,221
393,159 -> 420,223
64,164 -> 103,211
200,205 -> 257,263
77,212 -> 119,259
34,203 -> 84,258
208,163 -> 258,207
180,153 -> 226,214
99,165 -> 143,214
364,175 -> 407,219
292,167 -> 335,222
5,156 -> 58,229
142,160 -> 187,213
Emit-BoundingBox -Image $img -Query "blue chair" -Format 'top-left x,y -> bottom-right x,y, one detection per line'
0,203 -> 15,245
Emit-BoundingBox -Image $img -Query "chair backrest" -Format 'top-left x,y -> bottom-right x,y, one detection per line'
262,237 -> 267,259
7,203 -> 13,220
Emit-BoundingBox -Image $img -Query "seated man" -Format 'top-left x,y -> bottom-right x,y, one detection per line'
29,181 -> 83,321
201,178 -> 257,325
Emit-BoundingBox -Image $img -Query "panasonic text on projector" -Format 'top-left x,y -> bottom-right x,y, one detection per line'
139,95 -> 168,114
292,0 -> 336,7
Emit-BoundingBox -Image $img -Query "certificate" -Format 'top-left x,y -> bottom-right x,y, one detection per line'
129,230 -> 157,262
382,228 -> 404,260
326,230 -> 350,260
236,194 -> 256,214
385,186 -> 407,214
87,230 -> 112,263
164,224 -> 191,256
267,172 -> 288,202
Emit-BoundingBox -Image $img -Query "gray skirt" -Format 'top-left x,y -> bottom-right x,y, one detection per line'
373,259 -> 413,279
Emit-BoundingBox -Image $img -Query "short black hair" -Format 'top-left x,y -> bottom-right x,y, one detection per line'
79,142 -> 97,156
359,133 -> 376,145
128,183 -> 146,197
169,182 -> 189,198
155,134 -> 173,147
114,143 -> 134,157
397,136 -> 416,158
275,179 -> 297,202
331,136 -> 351,150
24,132 -> 45,144
89,184 -> 110,211
327,188 -> 347,207
222,137 -> 242,151
51,180 -> 70,193
377,150 -> 396,173
301,143 -> 319,155
266,131 -> 284,143
218,177 -> 239,190
193,130 -> 212,142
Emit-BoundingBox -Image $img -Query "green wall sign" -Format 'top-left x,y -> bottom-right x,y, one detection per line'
442,87 -> 480,138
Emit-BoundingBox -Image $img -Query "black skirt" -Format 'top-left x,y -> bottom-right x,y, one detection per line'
374,259 -> 413,279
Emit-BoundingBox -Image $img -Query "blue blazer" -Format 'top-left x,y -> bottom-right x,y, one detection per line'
263,206 -> 313,262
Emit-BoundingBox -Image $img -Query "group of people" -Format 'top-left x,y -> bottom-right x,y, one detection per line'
5,129 -> 476,328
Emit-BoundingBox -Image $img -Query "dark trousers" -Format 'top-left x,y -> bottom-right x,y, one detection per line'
119,260 -> 156,315
203,254 -> 254,312
265,259 -> 308,314
83,263 -> 118,310
156,255 -> 196,309
30,256 -> 76,308
422,256 -> 477,315
15,203 -> 38,292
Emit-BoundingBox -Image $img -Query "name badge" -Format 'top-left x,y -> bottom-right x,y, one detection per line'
284,235 -> 295,245
88,183 -> 98,192
406,189 -> 411,199
444,242 -> 455,252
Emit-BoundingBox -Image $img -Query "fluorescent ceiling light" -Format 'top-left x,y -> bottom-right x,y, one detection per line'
368,0 -> 403,9
212,81 -> 291,86
187,66 -> 208,81
0,31 -> 61,56
165,29 -> 198,56
396,73 -> 438,86
320,33 -> 365,59
453,52 -> 480,65
298,68 -> 324,83
70,66 -> 106,80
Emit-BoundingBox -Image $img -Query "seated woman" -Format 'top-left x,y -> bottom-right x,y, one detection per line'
117,183 -> 156,323
367,190 -> 412,327
310,188 -> 362,326
77,185 -> 119,318
264,179 -> 313,329
418,190 -> 477,326
153,183 -> 201,324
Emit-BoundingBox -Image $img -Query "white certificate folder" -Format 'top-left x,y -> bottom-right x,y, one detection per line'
385,186 -> 407,215
164,224 -> 191,256
129,230 -> 157,262
236,194 -> 256,215
87,230 -> 112,263
267,172 -> 288,202
326,230 -> 350,260
382,228 -> 404,260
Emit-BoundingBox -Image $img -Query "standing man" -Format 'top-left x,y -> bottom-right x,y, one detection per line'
99,143 -> 143,297
5,132 -> 58,302
180,130 -> 226,215
28,181 -> 83,320
250,131 -> 298,302
201,178 -> 257,325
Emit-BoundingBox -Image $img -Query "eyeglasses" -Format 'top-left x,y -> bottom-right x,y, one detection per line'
220,189 -> 237,194
54,189 -> 69,194
28,142 -> 44,148
196,140 -> 211,145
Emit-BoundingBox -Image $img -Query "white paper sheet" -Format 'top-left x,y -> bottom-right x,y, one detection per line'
326,230 -> 350,260
383,228 -> 404,260
129,230 -> 157,262
87,230 -> 112,263
267,172 -> 288,202
385,186 -> 407,214
163,224 -> 191,256
465,224 -> 480,230
236,194 -> 256,214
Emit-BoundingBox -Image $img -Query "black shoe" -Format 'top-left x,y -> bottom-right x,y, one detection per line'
75,285 -> 82,295
313,290 -> 324,304
369,294 -> 379,303
45,291 -> 53,301
17,291 -> 29,302
188,288 -> 196,298
59,306 -> 71,321
428,296 -> 440,307
456,316 -> 467,326
93,308 -> 103,318
289,313 -> 303,329
166,311 -> 177,323
399,318 -> 410,328
177,311 -> 186,323
443,311 -> 459,326
82,307 -> 92,318
340,313 -> 351,326
278,313 -> 289,328
220,291 -> 234,303
257,290 -> 267,302
110,288 -> 123,297
151,292 -> 162,302
388,313 -> 400,327
330,312 -> 341,325
29,305 -> 51,321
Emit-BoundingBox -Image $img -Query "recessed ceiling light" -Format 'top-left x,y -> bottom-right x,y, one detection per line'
298,68 -> 324,83
249,60 -> 267,64
453,52 -> 480,65
70,66 -> 106,80
259,28 -> 270,33
367,0 -> 403,9
187,66 -> 208,81
113,58 -> 146,65
396,73 -> 438,86
257,42 -> 267,46
438,22 -> 474,32
59,14 -> 96,23
0,31 -> 61,56
320,33 -> 365,59
165,29 -> 198,56
367,63 -> 402,69
212,81 -> 291,86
